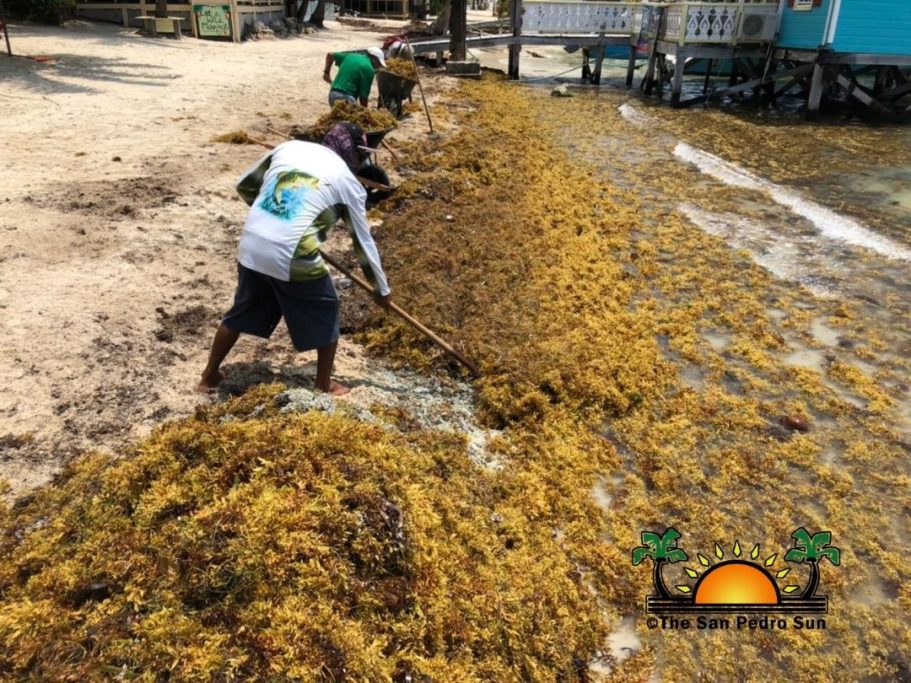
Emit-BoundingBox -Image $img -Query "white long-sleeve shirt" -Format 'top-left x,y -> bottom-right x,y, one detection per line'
235,140 -> 390,296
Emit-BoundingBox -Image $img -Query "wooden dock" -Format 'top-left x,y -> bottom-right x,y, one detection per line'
415,0 -> 910,118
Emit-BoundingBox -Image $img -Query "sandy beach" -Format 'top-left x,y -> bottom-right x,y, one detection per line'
2,13 -> 911,681
0,17 -> 452,494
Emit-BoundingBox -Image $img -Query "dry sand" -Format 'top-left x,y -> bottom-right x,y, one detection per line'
0,17 -> 457,496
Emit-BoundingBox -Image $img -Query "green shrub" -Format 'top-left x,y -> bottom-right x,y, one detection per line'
7,0 -> 76,24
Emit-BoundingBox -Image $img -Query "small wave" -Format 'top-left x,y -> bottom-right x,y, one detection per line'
618,102 -> 651,127
674,142 -> 911,262
678,203 -> 834,297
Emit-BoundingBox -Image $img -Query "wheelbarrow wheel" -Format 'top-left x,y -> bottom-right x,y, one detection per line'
378,95 -> 402,119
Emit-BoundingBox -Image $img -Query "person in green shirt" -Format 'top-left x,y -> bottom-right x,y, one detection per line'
323,47 -> 386,107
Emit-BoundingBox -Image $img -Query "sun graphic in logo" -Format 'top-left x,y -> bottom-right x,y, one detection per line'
632,528 -> 840,614
678,542 -> 798,604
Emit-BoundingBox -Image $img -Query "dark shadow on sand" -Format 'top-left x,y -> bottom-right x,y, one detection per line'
0,51 -> 180,95
216,360 -> 318,399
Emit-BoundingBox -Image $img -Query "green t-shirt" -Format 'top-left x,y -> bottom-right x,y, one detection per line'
330,52 -> 376,100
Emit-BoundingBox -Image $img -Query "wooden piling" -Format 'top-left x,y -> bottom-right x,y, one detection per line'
807,62 -> 825,116
592,32 -> 606,85
626,43 -> 637,88
507,0 -> 521,80
671,48 -> 686,106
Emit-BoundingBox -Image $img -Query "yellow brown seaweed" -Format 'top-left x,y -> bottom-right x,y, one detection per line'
2,73 -> 910,681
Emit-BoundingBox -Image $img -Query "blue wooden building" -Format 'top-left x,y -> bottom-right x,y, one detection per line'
776,0 -> 911,114
778,0 -> 911,57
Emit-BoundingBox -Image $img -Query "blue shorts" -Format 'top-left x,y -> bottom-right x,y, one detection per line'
222,263 -> 339,351
329,89 -> 358,106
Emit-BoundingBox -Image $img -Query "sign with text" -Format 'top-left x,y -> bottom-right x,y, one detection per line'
194,5 -> 231,38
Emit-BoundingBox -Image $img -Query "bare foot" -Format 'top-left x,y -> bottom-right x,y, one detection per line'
197,369 -> 225,393
317,380 -> 351,397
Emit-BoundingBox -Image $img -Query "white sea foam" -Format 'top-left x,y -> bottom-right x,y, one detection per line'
619,102 -> 651,126
678,203 -> 834,297
673,142 -> 911,262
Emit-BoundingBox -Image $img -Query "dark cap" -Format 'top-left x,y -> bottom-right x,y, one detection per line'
323,122 -> 375,172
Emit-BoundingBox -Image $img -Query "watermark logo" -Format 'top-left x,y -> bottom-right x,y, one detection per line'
632,527 -> 839,631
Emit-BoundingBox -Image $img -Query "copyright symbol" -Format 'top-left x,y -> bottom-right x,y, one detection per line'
646,617 -> 659,629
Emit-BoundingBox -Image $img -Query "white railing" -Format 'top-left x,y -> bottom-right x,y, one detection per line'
662,2 -> 779,45
521,1 -> 779,46
522,1 -> 638,34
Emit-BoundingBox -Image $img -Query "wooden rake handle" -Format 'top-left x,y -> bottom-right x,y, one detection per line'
319,250 -> 479,377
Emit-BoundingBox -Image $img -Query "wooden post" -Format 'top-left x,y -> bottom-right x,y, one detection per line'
230,0 -> 240,42
807,62 -> 825,116
626,42 -> 636,88
449,0 -> 466,60
507,0 -> 521,80
592,31 -> 605,85
873,66 -> 888,95
678,2 -> 687,47
656,54 -> 668,100
640,5 -> 663,94
404,36 -> 433,133
671,47 -> 686,106
581,47 -> 591,82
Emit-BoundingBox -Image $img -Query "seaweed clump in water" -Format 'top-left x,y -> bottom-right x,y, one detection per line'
361,77 -> 911,679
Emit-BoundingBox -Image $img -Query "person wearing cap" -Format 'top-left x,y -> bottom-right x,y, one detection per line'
323,47 -> 386,107
197,123 -> 391,397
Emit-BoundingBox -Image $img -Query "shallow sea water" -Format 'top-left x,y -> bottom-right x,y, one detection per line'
511,64 -> 911,438
464,49 -> 911,677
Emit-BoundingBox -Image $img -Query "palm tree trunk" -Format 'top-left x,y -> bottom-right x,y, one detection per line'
801,559 -> 819,598
653,558 -> 671,598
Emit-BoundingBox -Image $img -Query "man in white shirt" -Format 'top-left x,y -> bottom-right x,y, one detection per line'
198,123 -> 391,396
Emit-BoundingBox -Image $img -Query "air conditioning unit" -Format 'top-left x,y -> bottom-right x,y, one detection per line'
738,10 -> 777,42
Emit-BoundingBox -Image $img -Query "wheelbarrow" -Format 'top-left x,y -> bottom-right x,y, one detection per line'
376,69 -> 418,119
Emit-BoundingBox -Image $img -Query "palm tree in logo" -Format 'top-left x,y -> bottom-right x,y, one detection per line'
784,528 -> 841,598
632,528 -> 688,598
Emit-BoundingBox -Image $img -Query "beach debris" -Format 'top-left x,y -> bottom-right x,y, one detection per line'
211,130 -> 257,145
242,20 -> 274,41
551,85 -> 575,98
445,61 -> 482,79
779,414 -> 811,432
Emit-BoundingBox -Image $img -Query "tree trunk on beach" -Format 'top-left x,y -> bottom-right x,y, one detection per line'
309,0 -> 326,27
449,0 -> 466,60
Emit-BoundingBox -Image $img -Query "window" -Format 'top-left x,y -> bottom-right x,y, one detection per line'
791,0 -> 819,11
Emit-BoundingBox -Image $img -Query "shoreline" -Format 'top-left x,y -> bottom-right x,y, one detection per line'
1,19 -> 910,680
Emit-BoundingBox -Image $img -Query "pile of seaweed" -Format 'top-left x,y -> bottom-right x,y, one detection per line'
358,77 -> 911,678
3,72 -> 911,681
299,101 -> 398,141
0,384 -> 631,680
383,58 -> 418,81
210,130 -> 259,145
